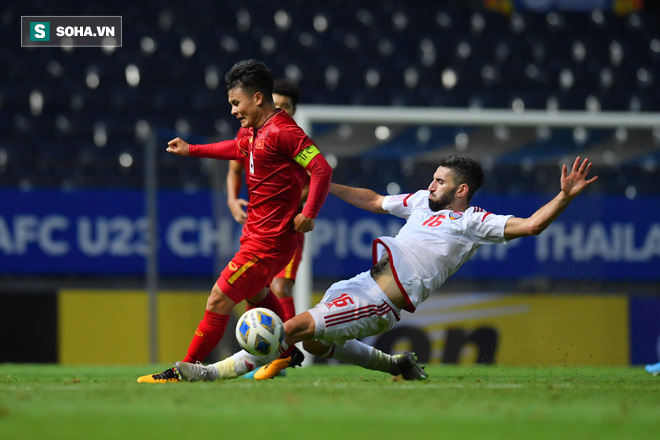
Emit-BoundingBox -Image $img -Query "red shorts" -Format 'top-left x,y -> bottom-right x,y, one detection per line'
274,233 -> 305,280
217,240 -> 296,304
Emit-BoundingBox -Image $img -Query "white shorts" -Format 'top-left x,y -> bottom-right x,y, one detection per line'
308,271 -> 401,344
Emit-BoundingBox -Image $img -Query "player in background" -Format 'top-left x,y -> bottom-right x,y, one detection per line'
138,59 -> 332,383
173,156 -> 598,382
646,362 -> 660,376
227,78 -> 305,324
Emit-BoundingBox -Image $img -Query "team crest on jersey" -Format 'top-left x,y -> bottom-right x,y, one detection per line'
449,211 -> 463,220
228,262 -> 238,271
255,139 -> 265,150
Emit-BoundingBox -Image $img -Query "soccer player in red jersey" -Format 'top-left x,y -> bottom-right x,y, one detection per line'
227,78 -> 306,323
138,59 -> 332,383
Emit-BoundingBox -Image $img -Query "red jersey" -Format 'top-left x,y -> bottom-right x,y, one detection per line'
240,110 -> 311,248
191,110 -> 330,250
235,127 -> 250,139
234,126 -> 311,213
234,127 -> 250,170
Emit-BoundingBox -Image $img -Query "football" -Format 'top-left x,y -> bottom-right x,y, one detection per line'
235,307 -> 284,356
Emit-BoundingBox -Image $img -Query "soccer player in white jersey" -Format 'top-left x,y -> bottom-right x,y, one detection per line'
173,155 -> 598,382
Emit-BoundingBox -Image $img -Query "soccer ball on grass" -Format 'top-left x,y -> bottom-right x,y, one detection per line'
235,307 -> 284,356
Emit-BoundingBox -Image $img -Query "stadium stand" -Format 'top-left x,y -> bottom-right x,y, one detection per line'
2,2 -> 659,194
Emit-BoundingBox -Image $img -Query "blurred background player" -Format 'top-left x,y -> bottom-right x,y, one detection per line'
173,156 -> 599,382
226,78 -> 305,324
138,59 -> 332,383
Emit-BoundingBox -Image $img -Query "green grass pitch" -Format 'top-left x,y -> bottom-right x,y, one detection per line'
1,364 -> 658,440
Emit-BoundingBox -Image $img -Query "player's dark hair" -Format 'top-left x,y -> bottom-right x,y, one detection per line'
273,78 -> 301,107
225,59 -> 274,104
438,155 -> 483,202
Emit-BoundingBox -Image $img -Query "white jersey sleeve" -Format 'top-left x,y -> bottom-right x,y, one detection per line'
463,207 -> 511,245
381,191 -> 427,219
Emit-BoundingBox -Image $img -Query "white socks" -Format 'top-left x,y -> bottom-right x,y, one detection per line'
210,340 -> 391,378
211,357 -> 237,379
212,348 -> 282,379
327,340 -> 392,373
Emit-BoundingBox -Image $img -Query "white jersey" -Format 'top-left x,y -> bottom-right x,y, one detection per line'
376,190 -> 512,312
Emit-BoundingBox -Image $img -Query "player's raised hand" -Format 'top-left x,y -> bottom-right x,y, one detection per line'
166,137 -> 190,156
561,157 -> 598,198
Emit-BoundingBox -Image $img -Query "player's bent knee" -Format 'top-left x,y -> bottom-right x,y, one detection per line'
206,284 -> 236,314
270,278 -> 294,298
246,286 -> 270,304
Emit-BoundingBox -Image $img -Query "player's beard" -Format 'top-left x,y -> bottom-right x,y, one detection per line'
428,188 -> 457,212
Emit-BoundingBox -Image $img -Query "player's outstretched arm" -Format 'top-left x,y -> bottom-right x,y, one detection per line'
504,157 -> 598,240
330,183 -> 388,214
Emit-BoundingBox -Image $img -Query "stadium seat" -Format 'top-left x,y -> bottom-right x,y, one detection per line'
1,3 -> 659,194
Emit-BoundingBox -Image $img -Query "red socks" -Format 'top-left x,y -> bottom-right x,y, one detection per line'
182,291 -> 290,363
250,290 -> 286,322
182,310 -> 229,363
278,296 -> 296,321
247,294 -> 295,321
